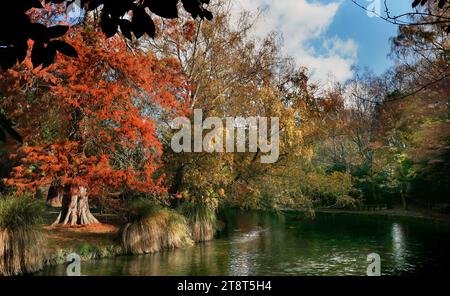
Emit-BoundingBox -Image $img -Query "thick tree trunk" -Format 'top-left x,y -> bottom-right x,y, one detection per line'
52,186 -> 99,226
46,186 -> 63,208
35,184 -> 50,200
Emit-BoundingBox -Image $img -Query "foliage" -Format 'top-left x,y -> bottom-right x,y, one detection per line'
151,3 -> 326,213
298,171 -> 358,208
2,24 -> 191,225
0,193 -> 45,229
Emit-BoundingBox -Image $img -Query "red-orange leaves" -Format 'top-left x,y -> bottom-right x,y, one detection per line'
6,26 -> 190,198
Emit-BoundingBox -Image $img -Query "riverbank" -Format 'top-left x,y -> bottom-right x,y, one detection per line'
311,206 -> 450,223
42,222 -> 124,268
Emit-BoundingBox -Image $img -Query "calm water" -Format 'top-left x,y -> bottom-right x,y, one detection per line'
36,210 -> 450,276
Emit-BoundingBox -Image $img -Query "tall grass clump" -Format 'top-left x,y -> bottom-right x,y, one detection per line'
181,199 -> 217,242
121,199 -> 192,255
0,194 -> 46,276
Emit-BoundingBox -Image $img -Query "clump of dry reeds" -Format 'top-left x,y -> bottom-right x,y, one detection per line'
181,200 -> 217,242
121,200 -> 192,255
0,195 -> 46,276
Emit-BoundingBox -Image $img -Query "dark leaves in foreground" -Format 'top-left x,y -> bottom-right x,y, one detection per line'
0,0 -> 213,71
412,0 -> 450,33
0,0 -> 213,143
412,0 -> 449,9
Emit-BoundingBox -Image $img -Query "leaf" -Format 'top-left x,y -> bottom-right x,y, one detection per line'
29,23 -> 48,42
47,25 -> 70,39
132,6 -> 155,39
101,13 -> 119,38
41,46 -> 57,69
146,0 -> 178,19
12,39 -> 29,63
412,0 -> 423,8
17,0 -> 43,12
0,46 -> 17,71
119,19 -> 133,40
203,9 -> 213,21
48,40 -> 78,58
181,0 -> 201,18
31,41 -> 46,68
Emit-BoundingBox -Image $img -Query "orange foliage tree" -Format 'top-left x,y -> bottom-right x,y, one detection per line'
4,26 -> 190,225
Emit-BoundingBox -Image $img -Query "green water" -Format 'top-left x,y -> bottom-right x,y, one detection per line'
36,210 -> 450,276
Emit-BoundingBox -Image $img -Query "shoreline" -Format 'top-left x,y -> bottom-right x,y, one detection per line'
39,223 -> 124,274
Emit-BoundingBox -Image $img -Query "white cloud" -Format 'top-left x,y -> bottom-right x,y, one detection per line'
231,0 -> 358,83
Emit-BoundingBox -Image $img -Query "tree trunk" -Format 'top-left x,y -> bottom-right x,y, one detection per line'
52,185 -> 99,226
169,164 -> 185,208
46,185 -> 63,208
401,191 -> 408,211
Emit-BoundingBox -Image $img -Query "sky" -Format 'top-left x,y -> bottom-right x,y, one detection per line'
231,0 -> 414,83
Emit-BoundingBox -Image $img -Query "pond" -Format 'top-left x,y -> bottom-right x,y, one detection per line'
35,210 -> 450,276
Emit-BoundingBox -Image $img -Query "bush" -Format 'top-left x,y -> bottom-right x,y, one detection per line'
0,194 -> 46,275
0,194 -> 45,229
121,199 -> 192,254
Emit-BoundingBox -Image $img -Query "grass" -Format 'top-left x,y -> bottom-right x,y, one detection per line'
0,194 -> 46,275
43,214 -> 123,266
0,194 -> 45,229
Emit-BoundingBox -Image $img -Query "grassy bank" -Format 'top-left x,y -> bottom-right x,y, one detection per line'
41,215 -> 124,269
38,205 -> 219,273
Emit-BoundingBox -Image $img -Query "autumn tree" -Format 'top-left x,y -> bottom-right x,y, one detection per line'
3,24 -> 189,225
145,2 -> 356,211
0,0 -> 212,143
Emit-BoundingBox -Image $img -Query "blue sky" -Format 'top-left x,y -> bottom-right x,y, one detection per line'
233,0 -> 414,82
322,0 -> 412,75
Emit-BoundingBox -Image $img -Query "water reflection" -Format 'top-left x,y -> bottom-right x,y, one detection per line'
391,223 -> 407,270
229,250 -> 252,276
228,226 -> 266,275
